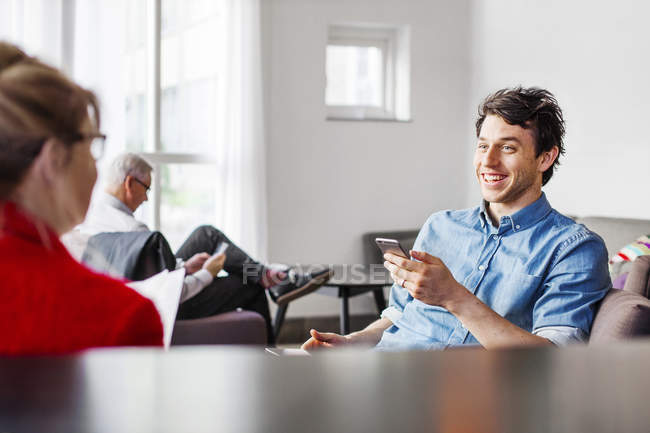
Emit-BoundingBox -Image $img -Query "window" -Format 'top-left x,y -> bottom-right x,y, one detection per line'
326,24 -> 411,121
122,0 -> 226,249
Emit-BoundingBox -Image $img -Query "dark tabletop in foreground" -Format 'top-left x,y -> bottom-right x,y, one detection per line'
1,340 -> 650,433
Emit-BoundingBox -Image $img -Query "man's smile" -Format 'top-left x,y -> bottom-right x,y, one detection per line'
481,172 -> 509,185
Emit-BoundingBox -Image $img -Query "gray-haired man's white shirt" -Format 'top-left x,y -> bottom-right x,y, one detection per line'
76,191 -> 213,302
78,192 -> 149,234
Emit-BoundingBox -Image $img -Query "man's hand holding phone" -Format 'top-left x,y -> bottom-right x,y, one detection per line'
203,253 -> 226,277
202,242 -> 229,277
383,248 -> 468,310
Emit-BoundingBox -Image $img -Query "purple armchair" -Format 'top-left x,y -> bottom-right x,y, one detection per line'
172,310 -> 267,346
590,256 -> 650,343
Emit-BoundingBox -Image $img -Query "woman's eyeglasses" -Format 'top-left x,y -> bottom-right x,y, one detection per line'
62,132 -> 107,160
88,134 -> 106,160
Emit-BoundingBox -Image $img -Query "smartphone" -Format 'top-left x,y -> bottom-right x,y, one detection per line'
212,242 -> 229,257
375,238 -> 410,260
265,347 -> 310,356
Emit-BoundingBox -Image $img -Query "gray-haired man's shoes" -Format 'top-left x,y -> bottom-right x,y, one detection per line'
268,267 -> 333,306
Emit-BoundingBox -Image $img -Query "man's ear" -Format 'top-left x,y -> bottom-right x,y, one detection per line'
123,175 -> 135,195
32,138 -> 67,184
538,146 -> 559,173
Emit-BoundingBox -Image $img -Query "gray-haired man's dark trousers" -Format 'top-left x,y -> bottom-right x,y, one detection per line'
174,225 -> 274,345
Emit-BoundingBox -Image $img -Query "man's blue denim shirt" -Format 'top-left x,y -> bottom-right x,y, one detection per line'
376,193 -> 611,351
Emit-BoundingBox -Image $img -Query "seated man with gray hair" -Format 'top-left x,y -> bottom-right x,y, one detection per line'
78,153 -> 331,344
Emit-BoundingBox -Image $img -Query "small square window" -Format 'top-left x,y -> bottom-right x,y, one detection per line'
326,45 -> 384,107
326,24 -> 410,121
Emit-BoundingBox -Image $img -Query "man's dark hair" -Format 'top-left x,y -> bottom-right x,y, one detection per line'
475,86 -> 565,186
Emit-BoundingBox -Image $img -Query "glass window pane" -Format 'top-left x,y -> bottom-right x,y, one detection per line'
326,45 -> 384,107
161,78 -> 217,153
160,0 -> 224,154
125,92 -> 146,152
161,0 -> 178,35
124,1 -> 148,152
158,164 -> 219,251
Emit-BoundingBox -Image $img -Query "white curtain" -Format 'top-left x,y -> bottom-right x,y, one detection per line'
217,0 -> 268,261
0,0 -> 72,72
72,0 -> 129,187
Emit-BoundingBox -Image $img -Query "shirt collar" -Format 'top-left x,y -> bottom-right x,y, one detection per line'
479,200 -> 489,229
479,192 -> 552,233
98,191 -> 134,216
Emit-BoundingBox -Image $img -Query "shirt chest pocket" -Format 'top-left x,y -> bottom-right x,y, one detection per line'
479,272 -> 543,325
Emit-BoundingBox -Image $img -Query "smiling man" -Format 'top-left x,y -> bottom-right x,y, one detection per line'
302,87 -> 611,351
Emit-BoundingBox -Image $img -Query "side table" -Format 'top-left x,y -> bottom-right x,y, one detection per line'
273,264 -> 393,337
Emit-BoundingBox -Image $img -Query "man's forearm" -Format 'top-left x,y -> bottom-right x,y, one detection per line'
447,288 -> 552,349
347,317 -> 393,346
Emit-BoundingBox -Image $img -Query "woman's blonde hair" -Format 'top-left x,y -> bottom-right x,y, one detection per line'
0,41 -> 101,198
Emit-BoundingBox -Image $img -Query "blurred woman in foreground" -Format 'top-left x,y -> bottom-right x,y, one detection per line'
0,41 -> 163,354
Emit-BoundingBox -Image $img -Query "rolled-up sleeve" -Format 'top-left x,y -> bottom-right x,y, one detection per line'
534,326 -> 588,345
381,282 -> 409,324
532,231 -> 611,336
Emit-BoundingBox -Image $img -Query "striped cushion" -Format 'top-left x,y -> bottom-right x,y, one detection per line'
610,235 -> 650,267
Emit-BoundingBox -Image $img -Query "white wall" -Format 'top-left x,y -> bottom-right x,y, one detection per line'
263,0 -> 472,317
467,0 -> 650,218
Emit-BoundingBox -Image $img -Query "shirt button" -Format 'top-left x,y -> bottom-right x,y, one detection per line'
515,224 -> 521,229
478,265 -> 485,271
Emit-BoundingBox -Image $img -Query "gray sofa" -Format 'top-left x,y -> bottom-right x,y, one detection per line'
364,215 -> 650,344
573,216 -> 650,261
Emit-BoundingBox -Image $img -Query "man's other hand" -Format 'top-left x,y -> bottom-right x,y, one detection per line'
184,253 -> 211,274
301,329 -> 350,352
202,253 -> 226,277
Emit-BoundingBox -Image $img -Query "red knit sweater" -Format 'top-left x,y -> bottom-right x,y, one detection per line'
0,202 -> 163,355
